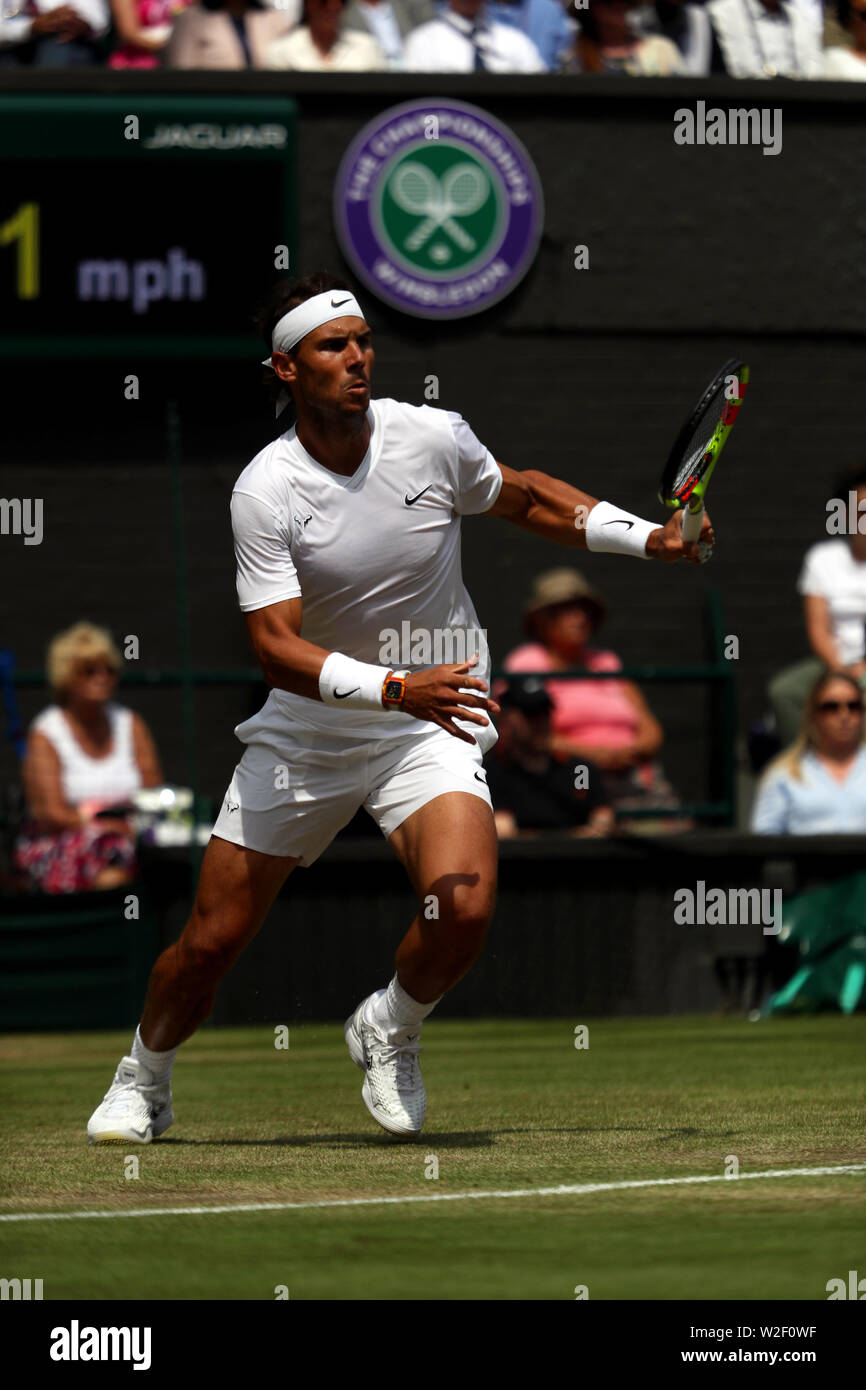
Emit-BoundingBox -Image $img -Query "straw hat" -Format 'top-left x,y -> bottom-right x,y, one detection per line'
523,568 -> 607,637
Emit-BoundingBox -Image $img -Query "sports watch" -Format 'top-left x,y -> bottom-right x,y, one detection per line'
382,670 -> 410,710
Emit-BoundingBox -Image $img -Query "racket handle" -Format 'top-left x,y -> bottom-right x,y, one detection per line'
682,505 -> 704,544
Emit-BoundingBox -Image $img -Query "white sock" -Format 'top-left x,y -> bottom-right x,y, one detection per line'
365,976 -> 442,1044
130,1026 -> 177,1085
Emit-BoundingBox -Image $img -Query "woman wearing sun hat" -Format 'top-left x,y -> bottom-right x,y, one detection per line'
502,567 -> 685,820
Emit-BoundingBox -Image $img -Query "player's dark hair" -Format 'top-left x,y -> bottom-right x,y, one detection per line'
832,462 -> 866,501
251,271 -> 355,427
836,0 -> 851,28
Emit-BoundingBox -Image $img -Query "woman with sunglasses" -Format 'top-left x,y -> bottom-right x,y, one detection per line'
751,670 -> 866,833
14,622 -> 162,893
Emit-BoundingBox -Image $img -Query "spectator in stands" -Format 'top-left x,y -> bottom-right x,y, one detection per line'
486,677 -> 615,837
0,0 -> 109,65
637,0 -> 714,72
267,0 -> 386,64
341,0 -> 435,67
768,465 -> 866,747
14,622 -> 163,894
109,0 -> 190,64
503,568 -> 687,820
488,0 -> 576,69
165,0 -> 294,66
705,0 -> 823,76
751,670 -> 866,832
557,0 -> 686,71
403,0 -> 547,69
823,0 -> 866,76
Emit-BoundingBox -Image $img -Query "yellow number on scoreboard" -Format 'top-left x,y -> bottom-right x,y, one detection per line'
0,202 -> 40,299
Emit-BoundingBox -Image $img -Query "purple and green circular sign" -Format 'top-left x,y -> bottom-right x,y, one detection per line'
334,99 -> 544,321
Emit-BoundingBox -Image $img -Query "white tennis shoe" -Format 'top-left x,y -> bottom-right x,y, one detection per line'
345,997 -> 426,1138
86,1056 -> 174,1145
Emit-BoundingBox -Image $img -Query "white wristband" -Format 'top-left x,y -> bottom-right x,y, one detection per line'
318,652 -> 392,711
585,501 -> 657,559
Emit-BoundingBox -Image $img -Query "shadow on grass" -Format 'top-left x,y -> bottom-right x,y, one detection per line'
155,1123 -> 732,1149
156,1130 -> 494,1148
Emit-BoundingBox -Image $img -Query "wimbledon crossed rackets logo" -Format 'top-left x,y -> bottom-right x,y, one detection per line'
378,148 -> 499,275
334,99 -> 543,319
388,160 -> 492,260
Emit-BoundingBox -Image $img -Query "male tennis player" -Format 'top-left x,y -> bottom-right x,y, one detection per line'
87,271 -> 712,1143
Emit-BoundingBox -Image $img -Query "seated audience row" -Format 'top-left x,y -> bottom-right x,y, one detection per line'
1,0 -> 863,77
11,609 -> 866,898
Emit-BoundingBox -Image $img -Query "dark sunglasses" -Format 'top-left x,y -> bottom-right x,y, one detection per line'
816,699 -> 863,713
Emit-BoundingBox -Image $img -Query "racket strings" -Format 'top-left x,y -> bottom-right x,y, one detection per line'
671,373 -> 743,497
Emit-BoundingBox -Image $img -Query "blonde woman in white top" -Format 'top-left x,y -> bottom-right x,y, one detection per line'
15,622 -> 162,894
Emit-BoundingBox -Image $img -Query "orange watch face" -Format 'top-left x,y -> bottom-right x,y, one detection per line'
383,678 -> 405,703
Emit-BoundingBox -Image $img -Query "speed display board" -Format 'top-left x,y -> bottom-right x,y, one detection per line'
0,96 -> 297,358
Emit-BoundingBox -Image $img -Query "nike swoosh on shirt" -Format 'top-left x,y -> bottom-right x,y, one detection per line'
602,519 -> 634,530
405,485 -> 432,506
474,771 -> 487,783
331,296 -> 352,307
334,688 -> 360,699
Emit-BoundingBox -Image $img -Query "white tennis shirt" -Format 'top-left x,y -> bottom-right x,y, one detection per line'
231,396 -> 503,740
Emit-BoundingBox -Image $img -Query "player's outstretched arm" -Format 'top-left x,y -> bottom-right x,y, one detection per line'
244,601 -> 496,741
486,463 -> 713,563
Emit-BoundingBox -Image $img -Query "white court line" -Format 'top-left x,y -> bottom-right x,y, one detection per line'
1,1163 -> 864,1225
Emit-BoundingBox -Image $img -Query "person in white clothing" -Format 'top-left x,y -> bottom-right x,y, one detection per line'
86,269 -> 712,1147
266,0 -> 386,66
403,0 -> 546,70
15,622 -> 163,894
341,0 -> 435,68
823,0 -> 866,78
768,467 -> 866,746
705,0 -> 823,77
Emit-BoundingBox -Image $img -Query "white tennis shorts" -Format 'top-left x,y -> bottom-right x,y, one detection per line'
211,700 -> 495,866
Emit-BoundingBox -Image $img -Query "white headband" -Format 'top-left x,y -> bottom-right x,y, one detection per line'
261,290 -> 366,419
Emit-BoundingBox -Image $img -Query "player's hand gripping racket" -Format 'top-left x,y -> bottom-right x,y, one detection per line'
658,358 -> 749,563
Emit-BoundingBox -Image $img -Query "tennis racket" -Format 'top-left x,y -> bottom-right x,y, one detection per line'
658,358 -> 749,563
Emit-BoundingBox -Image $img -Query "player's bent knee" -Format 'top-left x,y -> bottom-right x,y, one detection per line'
441,905 -> 493,958
175,915 -> 251,983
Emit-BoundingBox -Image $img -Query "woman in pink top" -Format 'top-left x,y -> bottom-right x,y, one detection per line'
109,0 -> 189,67
503,567 -> 686,820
